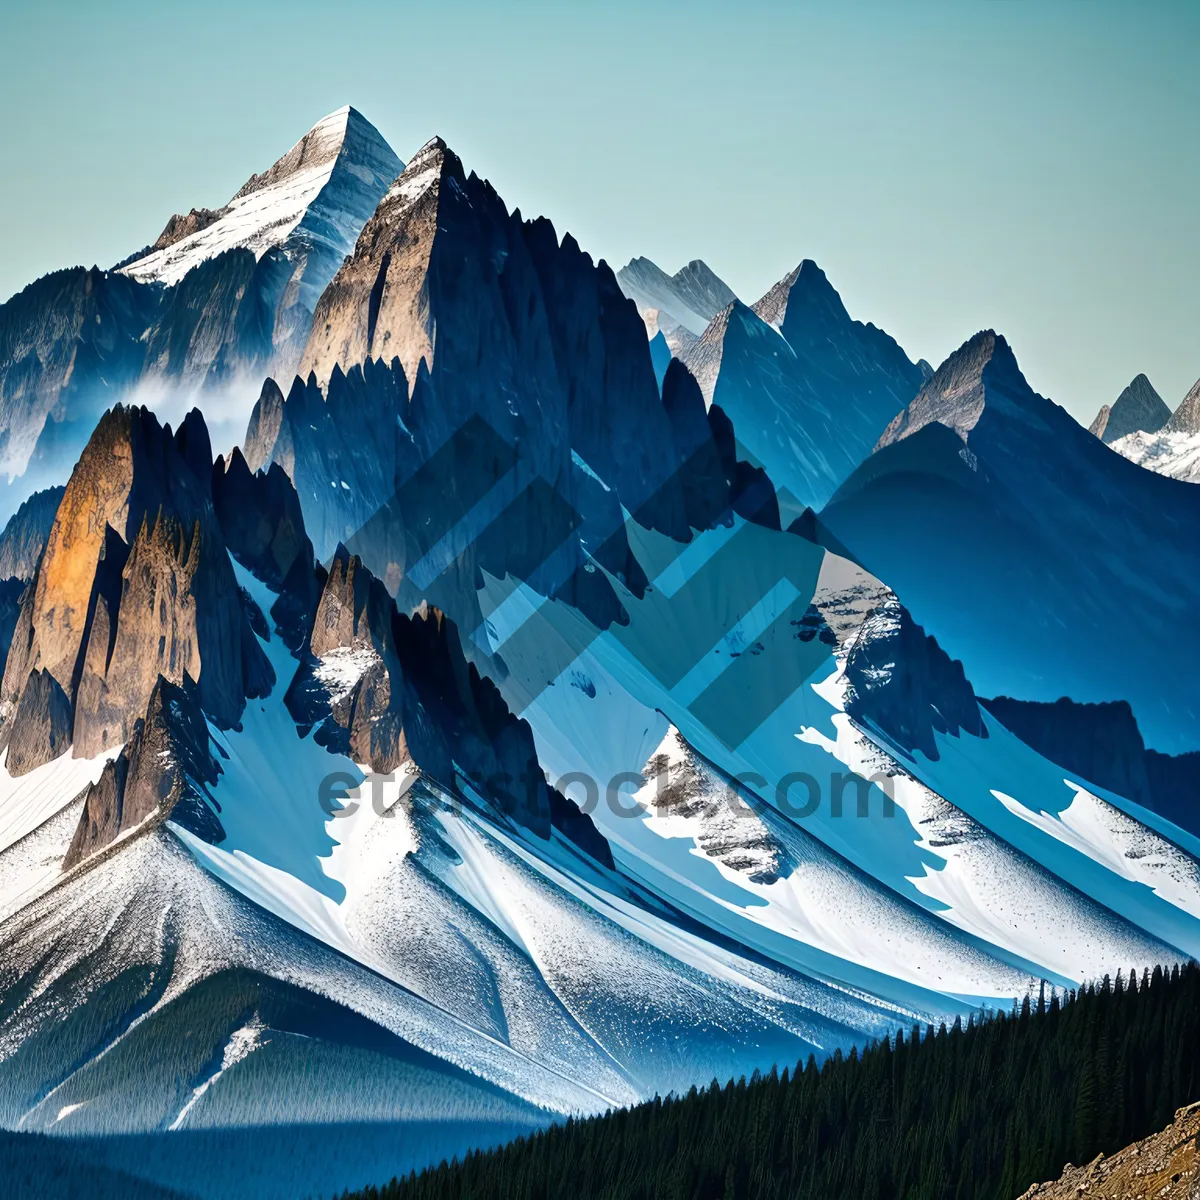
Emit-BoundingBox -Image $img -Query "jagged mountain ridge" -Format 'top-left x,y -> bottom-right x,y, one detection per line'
250,137 -> 779,649
2,110 -> 1200,1200
0,405 -> 272,779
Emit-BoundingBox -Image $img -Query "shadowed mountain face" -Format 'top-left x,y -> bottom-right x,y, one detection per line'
0,108 -> 401,524
0,484 -> 62,580
820,330 -> 1200,753
247,139 -> 771,644
676,261 -> 922,521
981,694 -> 1200,833
1088,373 -> 1170,443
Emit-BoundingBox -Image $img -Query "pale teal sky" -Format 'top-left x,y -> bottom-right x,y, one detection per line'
2,0 -> 1197,423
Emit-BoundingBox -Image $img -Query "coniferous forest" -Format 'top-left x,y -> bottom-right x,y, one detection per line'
349,963 -> 1200,1200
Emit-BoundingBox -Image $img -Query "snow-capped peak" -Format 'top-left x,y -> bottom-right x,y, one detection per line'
119,106 -> 403,287
382,136 -> 449,208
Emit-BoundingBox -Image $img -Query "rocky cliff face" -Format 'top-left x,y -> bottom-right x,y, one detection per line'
64,675 -> 223,868
0,404 -> 271,774
1087,373 -> 1170,443
284,542 -> 610,863
0,485 -> 63,580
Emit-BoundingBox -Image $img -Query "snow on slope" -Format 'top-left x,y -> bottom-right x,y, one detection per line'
1110,427 -> 1200,483
120,107 -> 402,287
798,666 -> 1179,983
471,518 -> 1194,1004
0,744 -> 118,854
160,560 -> 912,1105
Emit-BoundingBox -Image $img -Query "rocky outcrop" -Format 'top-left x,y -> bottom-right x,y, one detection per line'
0,404 -> 271,773
1088,373 -> 1170,443
64,675 -> 223,868
286,544 -> 612,864
843,597 -> 985,761
1164,376 -> 1200,435
151,207 -> 225,252
640,725 -> 789,883
0,486 -> 64,580
1016,1101 -> 1200,1200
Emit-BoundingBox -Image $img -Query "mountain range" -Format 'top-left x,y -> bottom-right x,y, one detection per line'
0,107 -> 400,522
1,106 -> 1199,1200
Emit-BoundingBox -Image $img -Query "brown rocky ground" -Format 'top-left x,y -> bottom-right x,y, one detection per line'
1018,1102 -> 1200,1198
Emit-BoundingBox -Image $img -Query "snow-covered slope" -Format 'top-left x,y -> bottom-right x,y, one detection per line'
472,517 -> 1197,1009
1110,427 -> 1200,483
120,107 -> 401,291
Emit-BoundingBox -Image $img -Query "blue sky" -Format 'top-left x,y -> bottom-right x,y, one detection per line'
2,0 -> 1197,423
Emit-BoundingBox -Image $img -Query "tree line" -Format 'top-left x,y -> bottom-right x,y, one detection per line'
347,961 -> 1200,1200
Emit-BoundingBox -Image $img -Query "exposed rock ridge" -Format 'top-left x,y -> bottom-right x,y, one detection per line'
284,543 -> 612,864
842,595 -> 985,761
64,675 -> 223,869
0,404 -> 271,773
1016,1101 -> 1200,1199
1164,376 -> 1200,435
875,330 -> 1023,449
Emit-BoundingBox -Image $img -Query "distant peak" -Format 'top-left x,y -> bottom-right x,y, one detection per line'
118,105 -> 401,286
875,329 -> 1026,451
1092,372 -> 1170,442
753,259 -> 848,334
1165,377 -> 1200,435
